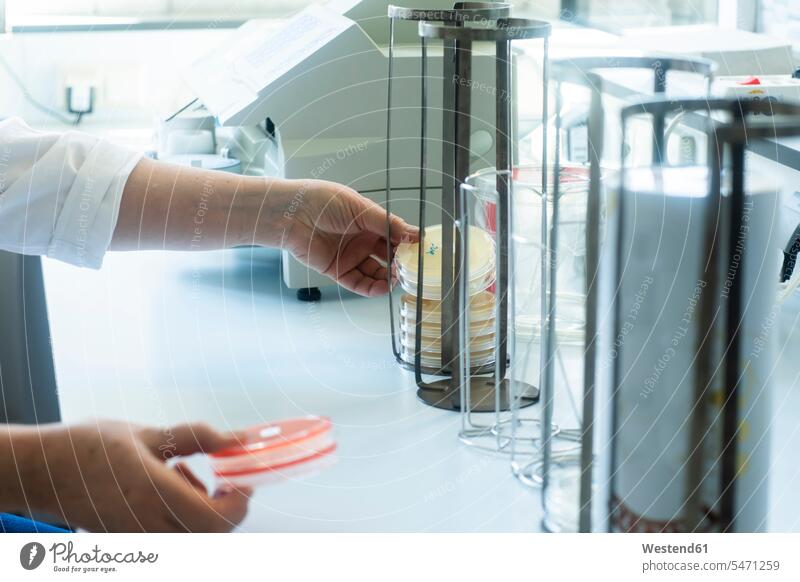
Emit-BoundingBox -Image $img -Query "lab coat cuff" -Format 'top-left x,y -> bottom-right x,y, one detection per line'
47,140 -> 143,269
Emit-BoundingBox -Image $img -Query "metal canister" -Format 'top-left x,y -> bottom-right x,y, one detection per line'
609,165 -> 778,532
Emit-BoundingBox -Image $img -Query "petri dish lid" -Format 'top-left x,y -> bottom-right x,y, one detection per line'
394,224 -> 496,286
209,416 -> 336,479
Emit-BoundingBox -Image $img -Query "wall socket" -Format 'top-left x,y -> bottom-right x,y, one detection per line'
65,84 -> 95,115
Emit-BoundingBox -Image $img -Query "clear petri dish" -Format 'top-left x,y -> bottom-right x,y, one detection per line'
399,331 -> 496,354
400,345 -> 496,369
399,292 -> 496,324
399,317 -> 495,338
394,224 -> 497,299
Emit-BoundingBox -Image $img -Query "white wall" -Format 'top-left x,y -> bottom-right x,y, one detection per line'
0,27 -> 230,128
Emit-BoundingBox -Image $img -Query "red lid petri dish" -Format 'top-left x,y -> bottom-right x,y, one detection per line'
210,416 -> 336,486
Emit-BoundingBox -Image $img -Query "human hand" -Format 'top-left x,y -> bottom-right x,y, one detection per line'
278,179 -> 419,297
19,421 -> 250,532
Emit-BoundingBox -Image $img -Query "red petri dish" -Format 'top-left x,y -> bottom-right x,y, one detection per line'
209,416 -> 336,486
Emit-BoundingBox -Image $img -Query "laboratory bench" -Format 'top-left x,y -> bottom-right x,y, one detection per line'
42,244 -> 800,532
43,248 -> 540,532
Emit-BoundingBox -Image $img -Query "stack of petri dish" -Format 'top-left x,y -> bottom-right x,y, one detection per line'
394,224 -> 497,373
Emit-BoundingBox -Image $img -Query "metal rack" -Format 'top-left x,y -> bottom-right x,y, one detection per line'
385,3 -> 551,413
510,56 -> 717,492
385,2 -> 513,382
592,97 -> 800,533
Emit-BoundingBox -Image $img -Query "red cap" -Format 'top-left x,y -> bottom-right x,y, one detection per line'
739,76 -> 762,86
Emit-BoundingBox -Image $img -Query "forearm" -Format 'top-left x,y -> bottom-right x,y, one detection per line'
111,157 -> 296,252
0,425 -> 47,513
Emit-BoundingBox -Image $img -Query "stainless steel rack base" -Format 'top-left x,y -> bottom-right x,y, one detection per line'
418,377 -> 538,412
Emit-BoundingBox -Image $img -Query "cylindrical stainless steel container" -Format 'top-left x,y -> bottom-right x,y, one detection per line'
607,165 -> 778,532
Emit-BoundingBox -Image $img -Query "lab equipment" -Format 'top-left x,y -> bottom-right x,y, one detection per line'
385,1 -> 512,402
209,416 -> 337,488
156,107 -> 281,178
781,223 -> 800,283
184,0 -> 496,299
508,56 -> 716,498
0,253 -> 60,426
716,75 -> 800,109
564,97 -> 800,533
456,169 -> 547,451
384,3 -> 550,414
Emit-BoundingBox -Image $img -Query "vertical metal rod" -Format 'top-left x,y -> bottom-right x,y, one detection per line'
496,38 -> 512,388
386,17 -> 401,362
537,60 -> 551,456
459,185 -> 472,423
652,63 -> 667,164
608,100 -> 627,533
720,132 -> 747,533
440,37 -> 458,377
541,61 -> 560,497
414,36 -> 428,386
687,116 -> 722,531
578,77 -> 604,531
523,40 -> 549,465
450,37 -> 472,407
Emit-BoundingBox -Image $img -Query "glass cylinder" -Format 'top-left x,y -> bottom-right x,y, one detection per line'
466,165 -> 589,456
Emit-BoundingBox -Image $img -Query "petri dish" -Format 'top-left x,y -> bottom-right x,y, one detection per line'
394,224 -> 497,299
399,331 -> 496,354
400,345 -> 496,369
399,292 -> 496,324
399,317 -> 495,338
209,416 -> 336,487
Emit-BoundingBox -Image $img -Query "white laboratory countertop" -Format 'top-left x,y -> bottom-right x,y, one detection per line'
41,247 -> 800,532
43,249 -> 545,532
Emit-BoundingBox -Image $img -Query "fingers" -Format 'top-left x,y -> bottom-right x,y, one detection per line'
152,462 -> 252,532
174,462 -> 208,494
335,256 -> 391,297
355,197 -> 419,245
207,486 -> 252,530
141,422 -> 242,458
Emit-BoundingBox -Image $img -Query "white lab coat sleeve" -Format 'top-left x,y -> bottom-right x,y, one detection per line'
0,117 -> 143,269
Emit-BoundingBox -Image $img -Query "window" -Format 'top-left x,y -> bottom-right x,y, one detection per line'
760,0 -> 800,47
6,0 -> 315,30
562,0 -> 719,31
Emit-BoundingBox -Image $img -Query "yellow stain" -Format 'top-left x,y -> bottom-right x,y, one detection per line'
738,420 -> 750,441
737,452 -> 750,476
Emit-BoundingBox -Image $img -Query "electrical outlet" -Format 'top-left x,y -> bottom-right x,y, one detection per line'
65,84 -> 95,115
61,67 -> 101,117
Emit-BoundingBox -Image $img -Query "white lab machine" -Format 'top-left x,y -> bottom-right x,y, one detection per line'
182,0 -> 503,299
156,108 -> 283,177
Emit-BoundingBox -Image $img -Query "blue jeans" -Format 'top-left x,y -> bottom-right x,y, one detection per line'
0,513 -> 69,533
